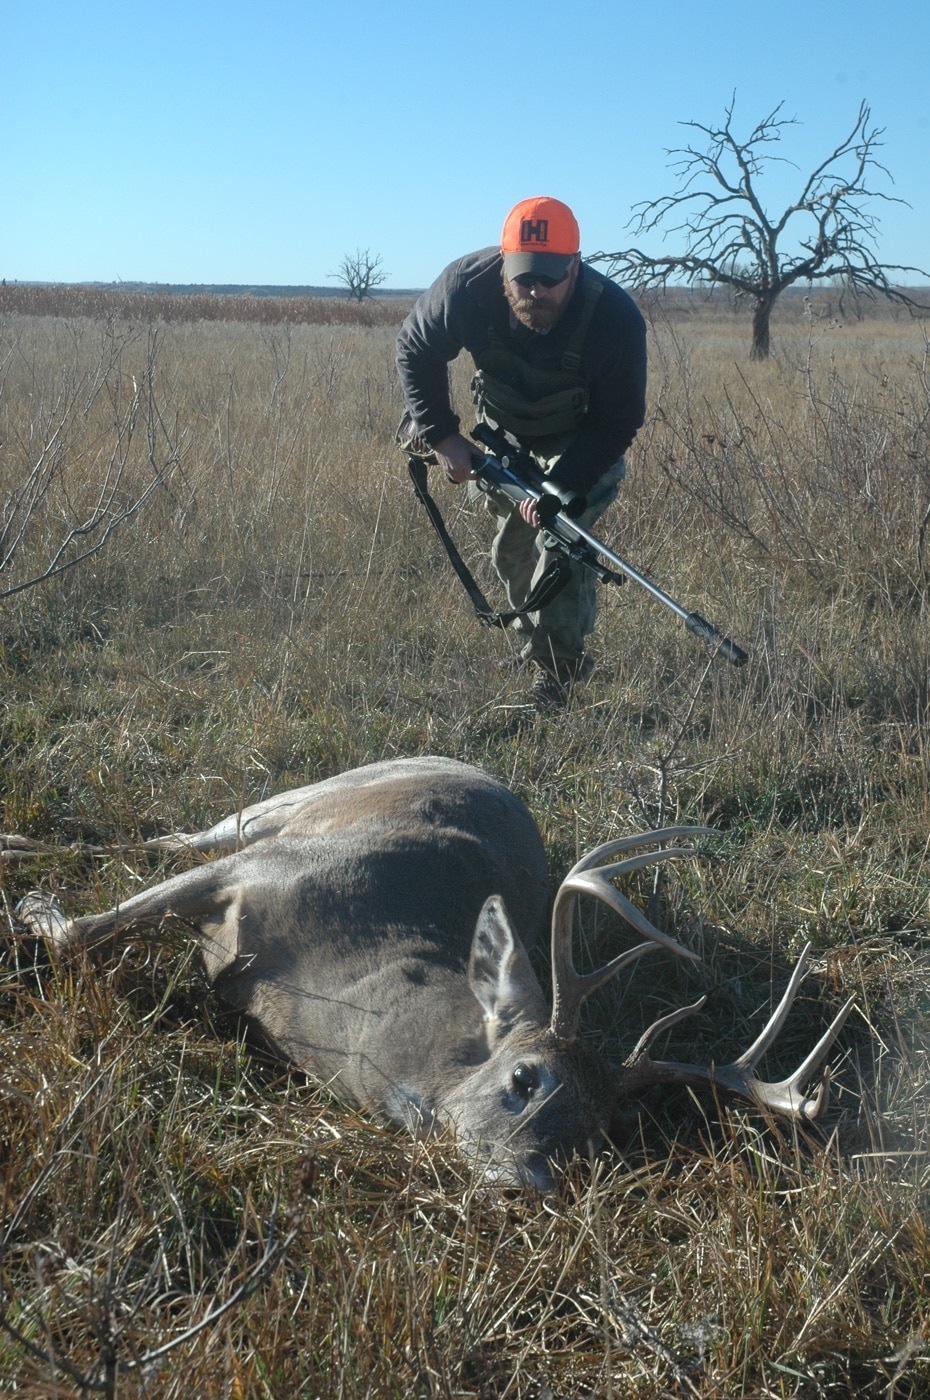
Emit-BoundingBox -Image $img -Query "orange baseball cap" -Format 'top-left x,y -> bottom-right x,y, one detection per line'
500,196 -> 580,279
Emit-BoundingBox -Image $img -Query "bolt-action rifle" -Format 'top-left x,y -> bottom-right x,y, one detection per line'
467,422 -> 748,667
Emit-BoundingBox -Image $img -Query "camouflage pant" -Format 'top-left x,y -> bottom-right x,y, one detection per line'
469,445 -> 625,672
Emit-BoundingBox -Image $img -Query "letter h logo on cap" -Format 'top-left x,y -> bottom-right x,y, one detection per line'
519,218 -> 549,246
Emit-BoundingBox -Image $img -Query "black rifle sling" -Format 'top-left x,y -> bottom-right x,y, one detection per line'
406,456 -> 572,630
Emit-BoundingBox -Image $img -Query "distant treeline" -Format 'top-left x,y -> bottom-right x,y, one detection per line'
0,282 -> 417,326
2,279 -> 927,328
634,281 -> 930,324
83,282 -> 420,299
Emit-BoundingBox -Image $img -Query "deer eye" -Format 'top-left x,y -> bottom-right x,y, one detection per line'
511,1063 -> 538,1100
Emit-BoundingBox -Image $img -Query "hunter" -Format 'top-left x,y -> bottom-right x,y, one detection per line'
396,195 -> 647,707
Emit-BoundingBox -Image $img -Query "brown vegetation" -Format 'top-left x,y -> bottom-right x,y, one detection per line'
1,295 -> 929,1396
0,281 -> 412,327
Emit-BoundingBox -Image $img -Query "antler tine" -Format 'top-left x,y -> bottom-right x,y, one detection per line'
742,995 -> 856,1119
564,827 -> 718,882
550,831 -> 706,1043
618,944 -> 855,1122
558,864 -> 703,962
731,943 -> 821,1073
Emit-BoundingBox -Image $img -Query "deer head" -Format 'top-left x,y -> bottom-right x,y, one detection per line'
445,827 -> 853,1189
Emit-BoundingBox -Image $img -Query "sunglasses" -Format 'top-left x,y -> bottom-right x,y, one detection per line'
511,270 -> 570,290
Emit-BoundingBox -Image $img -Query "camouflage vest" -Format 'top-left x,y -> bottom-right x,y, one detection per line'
471,273 -> 604,441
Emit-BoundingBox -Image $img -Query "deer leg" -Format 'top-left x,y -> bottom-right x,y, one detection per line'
16,858 -> 241,964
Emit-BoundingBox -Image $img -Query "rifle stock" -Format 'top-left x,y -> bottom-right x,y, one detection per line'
468,425 -> 749,668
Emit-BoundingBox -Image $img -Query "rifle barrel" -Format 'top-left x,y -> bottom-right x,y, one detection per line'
473,449 -> 749,668
566,518 -> 689,619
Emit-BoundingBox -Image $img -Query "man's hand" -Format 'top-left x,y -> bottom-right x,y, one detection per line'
435,431 -> 540,526
433,433 -> 478,484
517,497 -> 541,528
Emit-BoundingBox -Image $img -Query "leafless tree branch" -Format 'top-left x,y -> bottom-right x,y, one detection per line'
589,98 -> 929,358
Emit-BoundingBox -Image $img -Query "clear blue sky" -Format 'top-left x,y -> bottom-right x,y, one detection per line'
4,0 -> 928,287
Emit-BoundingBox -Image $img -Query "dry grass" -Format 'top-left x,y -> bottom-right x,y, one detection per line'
1,291 -> 929,1396
0,282 -> 412,327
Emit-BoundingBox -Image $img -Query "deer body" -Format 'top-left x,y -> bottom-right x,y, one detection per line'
150,757 -> 549,1113
13,756 -> 852,1191
22,758 -> 600,1187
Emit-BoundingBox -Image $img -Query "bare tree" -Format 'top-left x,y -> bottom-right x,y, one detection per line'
329,248 -> 388,301
590,99 -> 929,359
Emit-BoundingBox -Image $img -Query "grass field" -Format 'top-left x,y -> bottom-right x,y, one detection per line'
1,287 -> 930,1397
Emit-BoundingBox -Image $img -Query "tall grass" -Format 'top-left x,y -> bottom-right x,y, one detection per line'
1,294 -> 929,1396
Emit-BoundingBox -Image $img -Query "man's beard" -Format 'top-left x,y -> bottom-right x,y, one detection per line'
503,280 -> 564,331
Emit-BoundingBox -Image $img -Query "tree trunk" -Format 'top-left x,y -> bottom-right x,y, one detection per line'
750,296 -> 776,360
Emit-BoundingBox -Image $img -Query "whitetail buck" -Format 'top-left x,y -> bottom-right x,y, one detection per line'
10,756 -> 852,1190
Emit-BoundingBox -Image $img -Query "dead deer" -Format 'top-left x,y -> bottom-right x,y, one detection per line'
10,756 -> 852,1190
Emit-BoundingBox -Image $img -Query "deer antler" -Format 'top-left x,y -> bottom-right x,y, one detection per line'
618,943 -> 855,1121
549,827 -> 714,1042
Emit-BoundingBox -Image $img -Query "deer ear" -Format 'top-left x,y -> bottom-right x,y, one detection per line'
468,896 -> 547,1030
